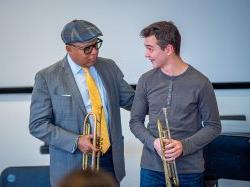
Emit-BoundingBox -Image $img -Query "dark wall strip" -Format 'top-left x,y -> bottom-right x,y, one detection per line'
0,87 -> 33,94
0,82 -> 250,94
220,115 -> 246,121
212,82 -> 250,89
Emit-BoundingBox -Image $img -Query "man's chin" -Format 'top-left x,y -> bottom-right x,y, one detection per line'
151,62 -> 158,69
89,56 -> 97,63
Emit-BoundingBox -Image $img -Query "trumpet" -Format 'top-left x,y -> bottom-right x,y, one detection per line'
157,108 -> 179,187
82,112 -> 102,171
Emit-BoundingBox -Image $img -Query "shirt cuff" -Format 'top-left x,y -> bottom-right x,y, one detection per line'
71,135 -> 81,153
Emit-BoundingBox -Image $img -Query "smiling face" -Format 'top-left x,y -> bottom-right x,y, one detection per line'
66,38 -> 101,67
144,35 -> 169,69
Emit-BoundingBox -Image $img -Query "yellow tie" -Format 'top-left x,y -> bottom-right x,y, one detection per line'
83,68 -> 110,153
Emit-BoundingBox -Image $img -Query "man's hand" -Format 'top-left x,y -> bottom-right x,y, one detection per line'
77,134 -> 99,154
164,139 -> 183,161
154,138 -> 183,161
153,138 -> 162,157
153,138 -> 169,159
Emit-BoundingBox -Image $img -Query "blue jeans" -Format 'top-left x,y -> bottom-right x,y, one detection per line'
140,168 -> 204,187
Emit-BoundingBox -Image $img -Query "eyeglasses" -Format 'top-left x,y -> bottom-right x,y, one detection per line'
68,38 -> 103,55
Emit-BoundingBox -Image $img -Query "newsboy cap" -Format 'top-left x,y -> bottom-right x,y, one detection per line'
61,19 -> 103,44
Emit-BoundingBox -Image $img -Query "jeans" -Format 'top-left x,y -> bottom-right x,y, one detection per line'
140,168 -> 204,187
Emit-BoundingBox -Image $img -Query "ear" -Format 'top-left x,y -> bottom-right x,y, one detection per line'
65,45 -> 72,53
165,44 -> 175,55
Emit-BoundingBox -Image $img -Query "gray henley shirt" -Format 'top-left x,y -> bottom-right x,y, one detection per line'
129,65 -> 221,174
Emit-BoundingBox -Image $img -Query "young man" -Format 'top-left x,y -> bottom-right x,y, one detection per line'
29,19 -> 134,187
129,21 -> 221,187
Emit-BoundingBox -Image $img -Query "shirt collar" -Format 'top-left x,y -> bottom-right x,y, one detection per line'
67,54 -> 82,75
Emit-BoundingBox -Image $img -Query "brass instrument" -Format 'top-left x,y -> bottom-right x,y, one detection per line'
82,112 -> 101,171
157,108 -> 179,187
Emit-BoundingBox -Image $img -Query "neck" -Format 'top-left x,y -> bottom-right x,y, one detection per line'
161,56 -> 188,76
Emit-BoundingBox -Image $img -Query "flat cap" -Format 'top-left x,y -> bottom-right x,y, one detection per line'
61,19 -> 103,44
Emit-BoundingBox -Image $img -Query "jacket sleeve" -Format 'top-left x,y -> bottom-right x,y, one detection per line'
111,60 -> 135,110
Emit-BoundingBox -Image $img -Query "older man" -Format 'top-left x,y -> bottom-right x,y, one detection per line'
29,19 -> 134,187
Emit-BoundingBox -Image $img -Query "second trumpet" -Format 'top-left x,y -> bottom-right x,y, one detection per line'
157,108 -> 179,187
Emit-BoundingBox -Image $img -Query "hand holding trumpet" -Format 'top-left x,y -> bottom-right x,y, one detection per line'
154,138 -> 183,161
77,134 -> 99,154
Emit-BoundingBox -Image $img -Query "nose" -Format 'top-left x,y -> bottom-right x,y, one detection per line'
145,50 -> 150,58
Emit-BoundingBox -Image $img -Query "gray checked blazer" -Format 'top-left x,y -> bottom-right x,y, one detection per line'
29,56 -> 134,186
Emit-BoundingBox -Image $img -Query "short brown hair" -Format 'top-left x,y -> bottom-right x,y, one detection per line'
56,169 -> 118,187
140,21 -> 181,55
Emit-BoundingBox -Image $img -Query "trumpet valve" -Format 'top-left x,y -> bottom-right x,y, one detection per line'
96,137 -> 102,149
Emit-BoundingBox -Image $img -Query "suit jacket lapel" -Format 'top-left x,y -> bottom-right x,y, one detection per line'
94,59 -> 112,101
60,57 -> 87,115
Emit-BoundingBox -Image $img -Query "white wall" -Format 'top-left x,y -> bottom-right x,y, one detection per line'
0,94 -> 49,170
0,0 -> 250,87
